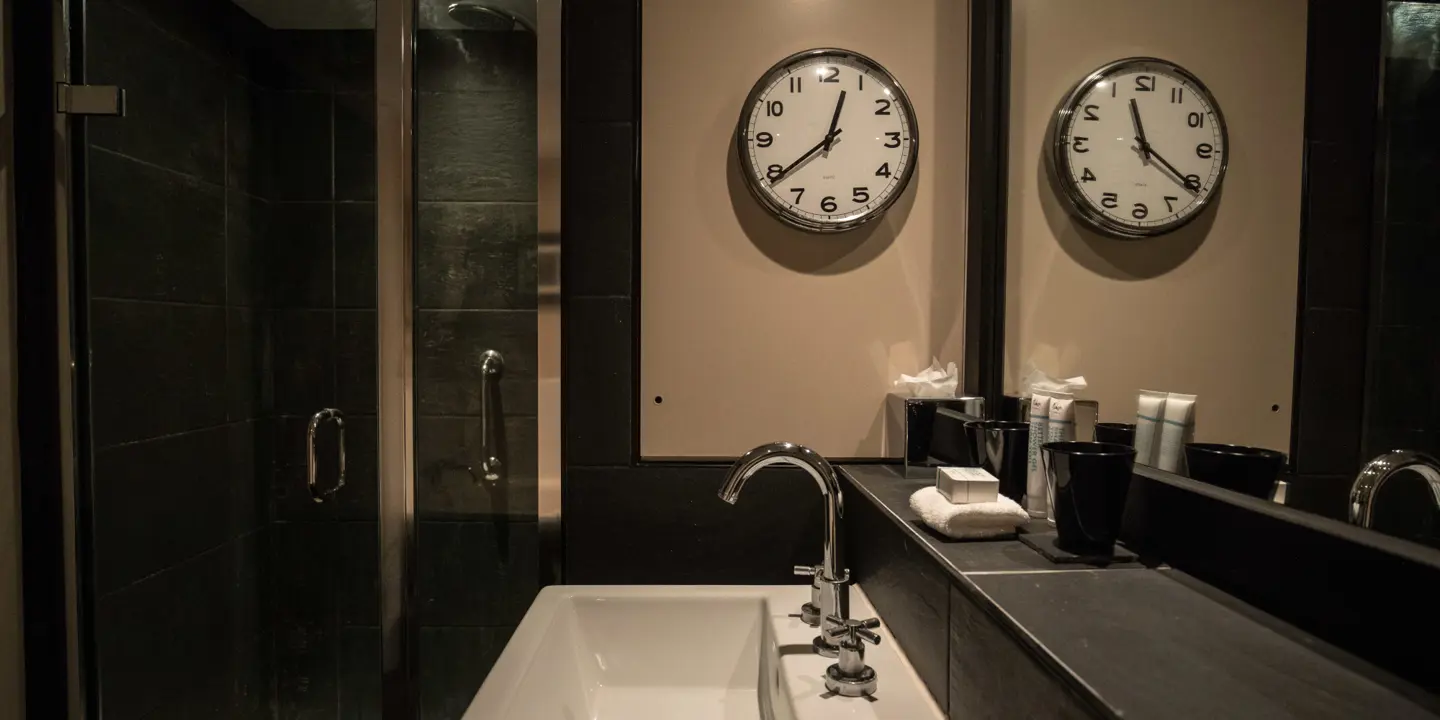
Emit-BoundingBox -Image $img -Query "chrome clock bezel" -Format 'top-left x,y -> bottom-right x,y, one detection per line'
1047,56 -> 1229,239
735,47 -> 920,234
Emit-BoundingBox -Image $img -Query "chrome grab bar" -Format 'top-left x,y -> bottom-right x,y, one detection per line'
479,350 -> 505,486
307,408 -> 346,502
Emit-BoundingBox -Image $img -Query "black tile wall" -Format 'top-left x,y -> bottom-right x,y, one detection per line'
335,203 -> 378,308
564,466 -> 827,584
265,202 -> 334,308
1293,308 -> 1366,476
565,0 -> 636,123
417,521 -> 540,626
563,123 -> 634,297
417,202 -> 538,310
87,0 -> 227,185
89,300 -> 228,447
416,415 -> 539,521
563,297 -> 632,466
268,92 -> 333,201
417,91 -> 538,203
418,627 -> 515,720
87,148 -> 226,304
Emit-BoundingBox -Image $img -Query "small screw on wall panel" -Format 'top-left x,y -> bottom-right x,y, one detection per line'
654,396 -> 664,404
1271,404 -> 1280,412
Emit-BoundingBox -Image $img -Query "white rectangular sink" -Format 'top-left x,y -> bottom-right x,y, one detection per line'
465,585 -> 943,720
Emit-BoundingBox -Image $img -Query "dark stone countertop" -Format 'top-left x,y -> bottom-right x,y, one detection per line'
842,464 -> 1440,719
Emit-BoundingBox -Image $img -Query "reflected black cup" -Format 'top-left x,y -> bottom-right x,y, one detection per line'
964,420 -> 1030,502
1093,422 -> 1137,447
1183,443 -> 1285,499
1042,442 -> 1136,555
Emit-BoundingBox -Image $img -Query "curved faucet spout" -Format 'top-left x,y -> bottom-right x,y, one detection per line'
719,442 -> 844,581
1350,450 -> 1440,528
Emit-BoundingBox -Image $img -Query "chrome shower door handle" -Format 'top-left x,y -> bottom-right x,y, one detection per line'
307,408 -> 346,502
479,350 -> 506,486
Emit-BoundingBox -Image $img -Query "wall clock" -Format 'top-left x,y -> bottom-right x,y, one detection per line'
1048,57 -> 1228,238
736,48 -> 919,233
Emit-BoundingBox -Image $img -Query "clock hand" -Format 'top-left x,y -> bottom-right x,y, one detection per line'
768,128 -> 843,185
824,90 -> 847,153
1128,98 -> 1150,162
1143,145 -> 1200,196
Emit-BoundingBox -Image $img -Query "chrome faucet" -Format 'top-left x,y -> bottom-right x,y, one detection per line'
719,441 -> 849,657
1349,450 -> 1440,528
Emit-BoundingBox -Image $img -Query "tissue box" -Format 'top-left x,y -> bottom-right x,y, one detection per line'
936,467 -> 1000,505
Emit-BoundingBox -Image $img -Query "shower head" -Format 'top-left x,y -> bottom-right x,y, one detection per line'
446,1 -> 536,33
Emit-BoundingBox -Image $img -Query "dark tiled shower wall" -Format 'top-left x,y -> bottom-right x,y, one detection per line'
1359,49 -> 1440,546
256,26 -> 541,720
412,29 -> 540,719
83,0 -> 274,717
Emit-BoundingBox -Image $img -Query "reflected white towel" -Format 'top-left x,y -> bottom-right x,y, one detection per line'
909,487 -> 1029,540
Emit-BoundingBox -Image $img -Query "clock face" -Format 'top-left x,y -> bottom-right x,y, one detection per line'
737,49 -> 918,233
1050,58 -> 1228,238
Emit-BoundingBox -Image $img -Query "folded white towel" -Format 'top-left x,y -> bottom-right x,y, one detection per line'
909,487 -> 1030,540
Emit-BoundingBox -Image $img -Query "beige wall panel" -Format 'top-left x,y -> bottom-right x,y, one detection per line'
1006,0 -> 1307,451
641,0 -> 970,458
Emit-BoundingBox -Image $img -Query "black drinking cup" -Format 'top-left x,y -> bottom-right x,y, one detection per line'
964,420 -> 1030,502
1093,422 -> 1137,447
1042,441 -> 1136,555
1183,443 -> 1285,499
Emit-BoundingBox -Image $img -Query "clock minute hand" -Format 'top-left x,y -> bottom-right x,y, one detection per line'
1144,145 -> 1199,196
768,128 -> 843,185
824,90 -> 847,152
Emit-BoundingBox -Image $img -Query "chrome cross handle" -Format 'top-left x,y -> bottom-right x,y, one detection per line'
823,615 -> 881,698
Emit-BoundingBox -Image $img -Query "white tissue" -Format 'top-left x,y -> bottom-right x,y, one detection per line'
894,359 -> 959,398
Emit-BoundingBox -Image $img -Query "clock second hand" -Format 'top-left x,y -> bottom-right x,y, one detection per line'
768,128 -> 843,186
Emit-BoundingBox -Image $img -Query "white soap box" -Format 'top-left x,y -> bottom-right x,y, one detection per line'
936,467 -> 1000,505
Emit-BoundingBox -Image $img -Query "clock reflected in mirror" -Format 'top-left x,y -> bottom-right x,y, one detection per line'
735,48 -> 920,234
1047,57 -> 1228,239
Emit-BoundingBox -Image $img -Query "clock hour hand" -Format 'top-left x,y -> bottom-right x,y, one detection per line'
824,90 -> 847,153
1128,98 -> 1150,161
768,128 -> 843,185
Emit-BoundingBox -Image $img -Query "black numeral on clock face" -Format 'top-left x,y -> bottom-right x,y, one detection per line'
876,163 -> 891,177
1187,112 -> 1204,128
875,99 -> 892,115
852,187 -> 870,203
755,132 -> 773,148
1132,203 -> 1149,219
1101,192 -> 1119,209
820,196 -> 838,212
1135,75 -> 1155,92
1164,196 -> 1179,212
820,66 -> 840,83
1196,143 -> 1214,159
1080,168 -> 1096,182
790,187 -> 805,203
1082,105 -> 1099,121
1170,87 -> 1184,104
884,132 -> 901,148
789,77 -> 802,93
1184,174 -> 1202,191
766,100 -> 783,117
1072,137 -> 1089,153
766,164 -> 783,181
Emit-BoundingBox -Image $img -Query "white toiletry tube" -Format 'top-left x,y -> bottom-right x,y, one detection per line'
1134,390 -> 1168,467
1044,395 -> 1076,525
1156,392 -> 1197,473
1025,392 -> 1053,518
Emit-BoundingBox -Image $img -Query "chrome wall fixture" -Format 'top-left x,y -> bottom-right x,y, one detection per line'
478,350 -> 505,485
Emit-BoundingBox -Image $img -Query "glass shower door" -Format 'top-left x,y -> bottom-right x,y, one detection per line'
75,0 -> 382,716
407,3 -> 548,716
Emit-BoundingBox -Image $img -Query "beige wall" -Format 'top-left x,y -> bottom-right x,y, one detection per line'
640,0 -> 969,458
0,0 -> 25,712
1005,0 -> 1307,451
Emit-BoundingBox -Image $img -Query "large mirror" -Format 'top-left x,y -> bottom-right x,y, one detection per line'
1003,1 -> 1440,552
